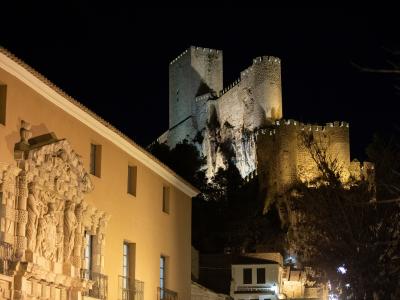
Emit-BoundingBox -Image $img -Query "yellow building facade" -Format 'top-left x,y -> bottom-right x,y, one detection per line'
0,48 -> 198,299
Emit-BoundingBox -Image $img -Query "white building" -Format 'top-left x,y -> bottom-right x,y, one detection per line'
230,256 -> 283,300
230,254 -> 328,300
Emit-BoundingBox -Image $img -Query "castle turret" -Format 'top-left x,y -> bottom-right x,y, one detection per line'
168,46 -> 223,147
241,56 -> 283,127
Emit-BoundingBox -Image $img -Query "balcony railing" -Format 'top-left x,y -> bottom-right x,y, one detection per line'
0,241 -> 13,275
81,269 -> 108,299
118,276 -> 144,300
157,287 -> 178,300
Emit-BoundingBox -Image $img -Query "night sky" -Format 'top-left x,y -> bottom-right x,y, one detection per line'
1,6 -> 399,161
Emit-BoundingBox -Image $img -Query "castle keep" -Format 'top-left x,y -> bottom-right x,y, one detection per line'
161,46 -> 371,206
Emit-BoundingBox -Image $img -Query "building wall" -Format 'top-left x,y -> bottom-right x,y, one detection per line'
231,264 -> 281,288
0,54 -> 193,299
191,281 -> 230,300
231,264 -> 281,300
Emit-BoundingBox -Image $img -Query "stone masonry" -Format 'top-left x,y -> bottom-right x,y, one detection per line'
160,46 -> 371,210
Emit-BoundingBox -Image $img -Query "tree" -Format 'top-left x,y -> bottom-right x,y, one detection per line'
148,140 -> 206,187
148,141 -> 285,254
285,132 -> 400,299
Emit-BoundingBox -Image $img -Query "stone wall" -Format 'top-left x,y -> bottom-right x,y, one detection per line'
256,119 -> 352,212
168,47 -> 223,147
166,48 -> 283,179
164,48 -> 367,215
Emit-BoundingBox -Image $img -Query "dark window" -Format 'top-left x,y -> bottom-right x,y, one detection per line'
84,232 -> 93,272
257,268 -> 266,284
127,165 -> 137,196
0,85 -> 6,125
160,256 -> 166,298
90,144 -> 102,177
243,268 -> 252,284
122,242 -> 130,292
162,186 -> 170,213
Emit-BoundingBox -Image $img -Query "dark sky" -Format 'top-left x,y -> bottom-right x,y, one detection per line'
1,6 -> 399,160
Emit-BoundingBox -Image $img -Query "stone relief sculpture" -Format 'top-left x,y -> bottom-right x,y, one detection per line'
0,121 -> 110,299
26,182 -> 43,251
64,200 -> 77,260
39,202 -> 58,260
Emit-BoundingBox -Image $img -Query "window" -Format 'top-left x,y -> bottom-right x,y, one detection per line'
127,165 -> 137,196
160,256 -> 166,297
120,242 -> 136,300
162,186 -> 170,213
257,268 -> 266,284
122,242 -> 129,278
122,242 -> 130,296
243,268 -> 252,284
0,85 -> 6,125
84,232 -> 93,272
90,143 -> 102,177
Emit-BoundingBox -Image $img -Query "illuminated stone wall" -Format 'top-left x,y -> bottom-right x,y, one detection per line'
165,47 -> 283,179
165,47 -> 371,214
256,119 -> 363,212
168,46 -> 223,147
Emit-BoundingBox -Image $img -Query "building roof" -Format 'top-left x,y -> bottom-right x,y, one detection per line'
231,255 -> 279,265
0,47 -> 199,198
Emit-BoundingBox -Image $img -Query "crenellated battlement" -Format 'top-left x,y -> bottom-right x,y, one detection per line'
255,119 -> 350,139
217,55 -> 282,98
240,56 -> 281,79
273,119 -> 349,131
169,46 -> 222,65
191,45 -> 221,53
252,55 -> 281,65
169,48 -> 190,65
218,77 -> 242,97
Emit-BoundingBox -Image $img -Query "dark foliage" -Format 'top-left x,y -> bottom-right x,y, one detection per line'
148,140 -> 285,254
287,132 -> 400,300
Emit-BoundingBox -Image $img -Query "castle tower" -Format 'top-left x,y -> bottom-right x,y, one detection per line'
241,56 -> 283,128
168,46 -> 223,147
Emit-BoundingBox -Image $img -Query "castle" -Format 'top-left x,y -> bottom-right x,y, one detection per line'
159,46 -> 373,210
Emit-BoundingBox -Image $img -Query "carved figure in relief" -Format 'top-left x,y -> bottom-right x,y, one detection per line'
41,202 -> 58,260
26,183 -> 44,251
64,201 -> 78,260
36,202 -> 58,260
35,204 -> 47,255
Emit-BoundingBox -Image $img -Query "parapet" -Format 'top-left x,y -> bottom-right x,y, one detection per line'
190,45 -> 221,54
325,121 -> 349,128
252,56 -> 281,64
256,119 -> 350,136
169,46 -> 222,65
240,55 -> 281,79
218,77 -> 242,97
169,48 -> 190,65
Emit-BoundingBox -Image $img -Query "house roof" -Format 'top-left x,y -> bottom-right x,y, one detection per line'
0,47 -> 199,198
231,255 -> 279,265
